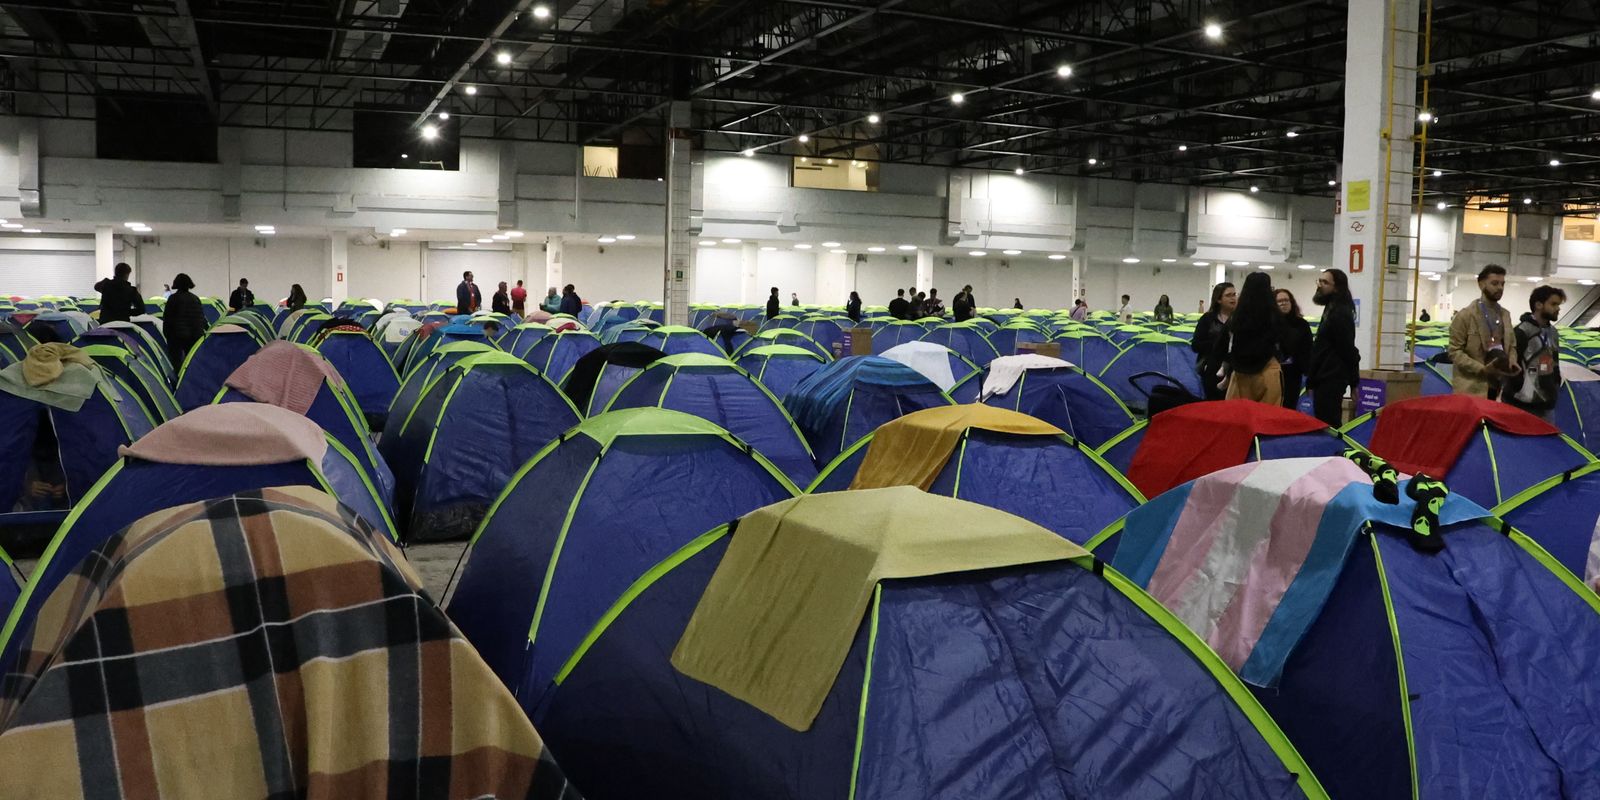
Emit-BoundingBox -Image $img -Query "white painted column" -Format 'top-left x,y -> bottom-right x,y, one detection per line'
915,248 -> 934,294
544,236 -> 564,293
663,101 -> 694,325
327,232 -> 350,305
1333,0 -> 1419,368
1212,263 -> 1227,289
739,242 -> 760,304
1071,256 -> 1082,302
521,242 -> 541,300
816,249 -> 850,306
94,225 -> 115,281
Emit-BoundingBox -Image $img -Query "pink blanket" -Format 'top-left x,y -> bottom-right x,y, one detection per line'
224,340 -> 344,415
119,403 -> 328,466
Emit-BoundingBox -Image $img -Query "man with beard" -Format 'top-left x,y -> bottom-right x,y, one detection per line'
1305,268 -> 1361,427
1504,285 -> 1564,418
1448,264 -> 1520,399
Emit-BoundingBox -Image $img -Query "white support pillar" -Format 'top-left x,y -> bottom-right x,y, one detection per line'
915,248 -> 934,294
1334,0 -> 1419,368
1071,257 -> 1082,303
327,232 -> 349,305
739,242 -> 759,304
94,225 -> 115,281
663,101 -> 694,325
1212,263 -> 1227,290
545,236 -> 564,293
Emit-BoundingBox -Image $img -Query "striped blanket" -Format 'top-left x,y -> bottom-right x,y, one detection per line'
1113,456 -> 1490,687
0,486 -> 580,799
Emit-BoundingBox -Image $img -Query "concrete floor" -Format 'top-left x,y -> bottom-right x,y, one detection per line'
16,540 -> 473,600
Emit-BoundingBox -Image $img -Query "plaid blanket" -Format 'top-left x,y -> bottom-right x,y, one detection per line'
0,486 -> 580,800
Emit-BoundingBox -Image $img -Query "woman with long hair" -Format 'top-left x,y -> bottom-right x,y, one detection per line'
846,291 -> 863,323
1275,288 -> 1313,408
1153,294 -> 1174,323
1191,282 -> 1237,399
285,284 -> 307,312
1208,272 -> 1284,404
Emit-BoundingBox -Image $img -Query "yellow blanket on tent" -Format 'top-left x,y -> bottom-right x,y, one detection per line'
0,344 -> 102,412
849,404 -> 1064,491
670,487 -> 1087,731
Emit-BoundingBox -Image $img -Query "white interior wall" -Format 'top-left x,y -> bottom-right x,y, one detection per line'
348,241 -> 423,301
425,247 -> 516,302
138,236 -> 324,304
756,250 -> 819,305
564,243 -> 663,302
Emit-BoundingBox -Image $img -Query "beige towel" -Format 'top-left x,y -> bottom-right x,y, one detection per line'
670,487 -> 1087,730
850,404 -> 1063,492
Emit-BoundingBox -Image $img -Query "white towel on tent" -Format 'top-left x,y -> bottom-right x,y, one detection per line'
981,354 -> 1078,401
881,342 -> 958,391
383,317 -> 423,344
1562,360 -> 1600,383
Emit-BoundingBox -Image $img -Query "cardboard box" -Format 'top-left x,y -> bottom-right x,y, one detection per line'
1354,368 -> 1423,417
1017,341 -> 1062,359
834,328 -> 874,357
736,321 -> 758,335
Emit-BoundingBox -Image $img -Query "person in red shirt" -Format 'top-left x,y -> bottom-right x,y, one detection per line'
511,280 -> 528,316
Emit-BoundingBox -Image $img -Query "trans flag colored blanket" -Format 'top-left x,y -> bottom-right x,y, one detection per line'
1113,456 -> 1491,687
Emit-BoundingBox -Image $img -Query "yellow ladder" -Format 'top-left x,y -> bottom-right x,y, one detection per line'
1373,0 -> 1434,369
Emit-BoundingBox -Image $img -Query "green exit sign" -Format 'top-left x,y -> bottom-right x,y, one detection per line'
1386,244 -> 1400,266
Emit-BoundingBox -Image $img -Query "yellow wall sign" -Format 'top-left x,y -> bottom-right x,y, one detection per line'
1347,180 -> 1371,213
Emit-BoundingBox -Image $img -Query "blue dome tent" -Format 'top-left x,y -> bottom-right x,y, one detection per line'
920,321 -> 1001,366
521,329 -> 601,385
866,320 -> 925,354
733,328 -> 831,361
615,325 -> 724,357
399,323 -> 492,377
386,340 -> 495,427
1097,333 -> 1203,411
1343,393 -> 1595,508
792,317 -> 851,356
1552,362 -> 1600,453
0,403 -> 395,675
315,329 -> 400,427
446,409 -> 800,711
986,322 -> 1050,356
1052,328 -> 1123,374
215,341 -> 396,510
77,343 -> 181,423
734,344 -> 826,402
809,405 -> 1143,545
535,488 -> 1326,800
1113,456 -> 1600,800
501,322 -> 554,359
173,325 -> 263,411
980,355 -> 1135,448
783,356 -> 953,465
379,352 -> 579,541
603,353 -> 817,485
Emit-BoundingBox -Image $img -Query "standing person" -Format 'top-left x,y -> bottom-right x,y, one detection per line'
766,287 -> 781,320
912,292 -> 927,318
790,292 -> 800,307
541,287 -> 561,314
1275,288 -> 1313,409
952,285 -> 976,322
1307,269 -> 1361,428
1118,294 -> 1133,324
1153,294 -> 1175,323
163,273 -> 207,366
1210,273 -> 1284,405
888,289 -> 910,320
1070,298 -> 1089,321
228,278 -> 254,312
1505,286 -> 1565,418
456,271 -> 482,315
923,288 -> 945,318
559,284 -> 583,317
1419,308 -> 1432,323
1448,265 -> 1520,399
1013,298 -> 1023,310
845,291 -> 863,323
285,284 -> 307,312
94,262 -> 143,324
1191,282 -> 1238,400
511,280 -> 528,316
492,281 -> 512,315
161,284 -> 174,300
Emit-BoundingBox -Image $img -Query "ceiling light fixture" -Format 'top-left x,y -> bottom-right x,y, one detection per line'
1204,22 -> 1223,38
1551,159 -> 1562,166
1437,201 -> 1448,210
821,241 -> 841,247
438,112 -> 449,120
897,244 -> 917,251
1328,180 -> 1337,186
797,134 -> 810,143
829,248 -> 846,254
20,228 -> 40,234
950,92 -> 965,104
1527,276 -> 1540,282
1178,144 -> 1188,152
1003,249 -> 1022,255
867,113 -> 881,124
391,229 -> 407,236
616,234 -> 635,241
1194,261 -> 1211,267
1297,264 -> 1317,270
1087,157 -> 1098,165
1431,170 -> 1442,177
507,231 -> 523,237
1121,256 -> 1140,263
969,251 -> 987,257
794,244 -> 812,250
1014,167 -> 1026,175
401,154 -> 408,159
422,124 -> 439,140
496,51 -> 512,65
464,86 -> 477,95
867,246 -> 886,252
1056,65 -> 1073,78
1249,185 -> 1260,193
721,238 -> 742,243
1049,254 -> 1067,260
124,222 -> 143,228
1286,130 -> 1299,138
1417,110 -> 1432,123
254,224 -> 273,231
532,4 -> 551,18
742,149 -> 754,157
1524,197 -> 1534,205
1162,258 -> 1178,263
476,238 -> 493,243
1582,279 -> 1597,286
597,237 -> 616,244
699,240 -> 717,247
462,242 -> 477,247
1592,89 -> 1600,100
1231,260 -> 1250,266
1257,264 -> 1275,270
492,234 -> 510,240
761,246 -> 778,251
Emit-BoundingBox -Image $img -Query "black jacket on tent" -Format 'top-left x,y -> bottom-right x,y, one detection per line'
562,342 -> 667,413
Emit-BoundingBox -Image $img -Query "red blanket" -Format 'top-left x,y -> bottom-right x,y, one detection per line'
1367,394 -> 1558,477
1128,400 -> 1329,497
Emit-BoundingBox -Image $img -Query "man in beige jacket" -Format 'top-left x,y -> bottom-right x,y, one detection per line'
1448,264 -> 1521,399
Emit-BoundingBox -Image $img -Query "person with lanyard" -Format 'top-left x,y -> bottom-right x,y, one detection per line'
1505,285 -> 1565,418
1153,294 -> 1174,323
1448,264 -> 1520,399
